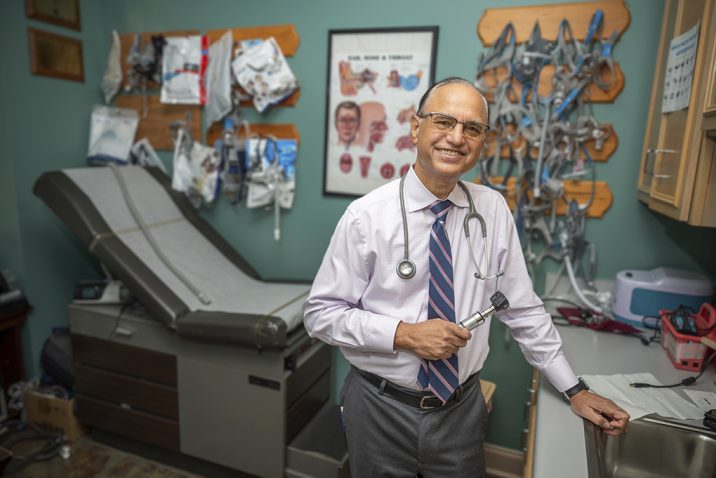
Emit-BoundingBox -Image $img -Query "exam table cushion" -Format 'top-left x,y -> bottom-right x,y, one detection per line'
34,166 -> 308,349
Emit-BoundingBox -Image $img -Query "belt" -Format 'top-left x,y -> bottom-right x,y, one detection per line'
357,367 -> 480,410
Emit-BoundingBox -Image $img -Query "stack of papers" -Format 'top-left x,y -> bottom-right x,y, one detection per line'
684,389 -> 716,412
581,373 -> 704,420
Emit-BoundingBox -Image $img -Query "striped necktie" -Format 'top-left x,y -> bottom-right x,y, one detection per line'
417,200 -> 459,403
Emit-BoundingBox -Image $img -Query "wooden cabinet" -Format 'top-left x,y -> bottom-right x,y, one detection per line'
638,0 -> 716,226
522,369 -> 540,478
0,307 -> 28,392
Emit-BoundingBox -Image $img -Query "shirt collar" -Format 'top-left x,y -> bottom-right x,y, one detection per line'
404,166 -> 470,213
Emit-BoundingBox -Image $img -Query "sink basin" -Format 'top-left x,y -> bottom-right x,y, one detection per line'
584,415 -> 716,478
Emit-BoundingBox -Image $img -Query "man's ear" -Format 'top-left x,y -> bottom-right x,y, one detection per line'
411,115 -> 420,143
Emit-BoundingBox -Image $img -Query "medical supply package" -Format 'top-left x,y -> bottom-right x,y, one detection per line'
87,105 -> 139,165
232,37 -> 298,113
245,137 -> 297,209
161,35 -> 208,105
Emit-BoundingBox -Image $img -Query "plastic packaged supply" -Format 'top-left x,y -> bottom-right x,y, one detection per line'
101,31 -> 122,104
205,30 -> 234,125
87,105 -> 139,165
232,37 -> 298,112
161,35 -> 208,105
171,128 -> 221,204
130,138 -> 167,173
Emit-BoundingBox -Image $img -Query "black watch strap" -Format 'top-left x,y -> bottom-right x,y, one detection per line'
563,377 -> 589,401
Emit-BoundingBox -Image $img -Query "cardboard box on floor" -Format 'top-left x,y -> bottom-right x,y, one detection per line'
23,390 -> 88,442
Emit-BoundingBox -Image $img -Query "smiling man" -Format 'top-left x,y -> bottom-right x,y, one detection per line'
304,77 -> 628,477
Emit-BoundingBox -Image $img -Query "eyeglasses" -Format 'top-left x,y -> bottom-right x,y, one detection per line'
417,112 -> 489,139
337,117 -> 359,125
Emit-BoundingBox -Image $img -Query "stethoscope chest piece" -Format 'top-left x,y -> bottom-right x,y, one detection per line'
397,259 -> 416,279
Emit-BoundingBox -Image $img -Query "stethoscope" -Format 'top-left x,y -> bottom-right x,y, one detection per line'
396,173 -> 504,281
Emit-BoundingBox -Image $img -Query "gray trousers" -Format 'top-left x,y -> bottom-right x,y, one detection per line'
341,366 -> 488,478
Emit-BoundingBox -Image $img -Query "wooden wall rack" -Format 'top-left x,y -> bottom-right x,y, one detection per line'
484,123 -> 618,162
476,177 -> 613,218
114,95 -> 201,151
477,1 -> 631,45
115,24 -> 301,150
475,0 -> 627,217
206,123 -> 300,146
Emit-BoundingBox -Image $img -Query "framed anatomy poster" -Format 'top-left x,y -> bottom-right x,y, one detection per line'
323,27 -> 438,197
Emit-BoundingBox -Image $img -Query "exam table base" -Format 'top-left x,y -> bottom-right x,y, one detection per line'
69,304 -> 348,478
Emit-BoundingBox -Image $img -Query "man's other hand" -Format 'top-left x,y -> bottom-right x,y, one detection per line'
394,320 -> 471,360
570,391 -> 630,436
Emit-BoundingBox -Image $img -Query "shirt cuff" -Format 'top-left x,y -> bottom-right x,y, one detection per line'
540,354 -> 579,393
364,313 -> 403,353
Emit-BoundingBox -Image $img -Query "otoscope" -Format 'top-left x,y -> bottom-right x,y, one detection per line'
458,291 -> 510,331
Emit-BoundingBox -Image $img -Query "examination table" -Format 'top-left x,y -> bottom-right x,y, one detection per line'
34,166 -> 348,478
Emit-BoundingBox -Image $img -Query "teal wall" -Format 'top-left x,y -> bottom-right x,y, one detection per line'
2,0 -> 715,451
0,0 -> 108,378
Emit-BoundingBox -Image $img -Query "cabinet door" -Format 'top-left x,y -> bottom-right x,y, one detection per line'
689,134 -> 716,226
706,60 -> 716,116
690,0 -> 716,226
704,27 -> 716,115
650,0 -> 706,215
703,0 -> 716,122
638,0 -> 680,199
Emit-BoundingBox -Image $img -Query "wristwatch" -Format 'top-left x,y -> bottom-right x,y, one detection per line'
563,377 -> 590,401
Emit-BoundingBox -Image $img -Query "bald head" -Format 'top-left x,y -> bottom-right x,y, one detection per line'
417,77 -> 489,123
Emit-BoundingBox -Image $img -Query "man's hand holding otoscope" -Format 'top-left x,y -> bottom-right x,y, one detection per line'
459,291 -> 510,330
394,292 -> 510,360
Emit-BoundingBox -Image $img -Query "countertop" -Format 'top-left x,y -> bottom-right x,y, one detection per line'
533,324 -> 716,478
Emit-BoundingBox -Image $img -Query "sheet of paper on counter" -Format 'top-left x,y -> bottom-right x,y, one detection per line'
581,373 -> 704,421
684,390 -> 716,412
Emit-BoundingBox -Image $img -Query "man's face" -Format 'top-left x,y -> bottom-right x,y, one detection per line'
410,83 -> 487,188
336,107 -> 360,144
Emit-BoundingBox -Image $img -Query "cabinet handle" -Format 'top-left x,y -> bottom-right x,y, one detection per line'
646,148 -> 679,180
647,148 -> 679,155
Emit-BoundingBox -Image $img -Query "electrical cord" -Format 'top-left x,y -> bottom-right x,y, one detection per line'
546,298 -> 652,346
0,420 -> 64,474
641,315 -> 661,330
542,296 -> 584,309
630,352 -> 716,388
640,316 -> 662,344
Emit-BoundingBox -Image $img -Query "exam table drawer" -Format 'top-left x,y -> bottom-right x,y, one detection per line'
286,370 -> 331,443
75,363 -> 178,420
286,342 -> 331,409
72,333 -> 177,386
76,394 -> 180,450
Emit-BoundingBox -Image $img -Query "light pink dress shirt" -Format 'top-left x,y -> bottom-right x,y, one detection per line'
304,167 -> 578,392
